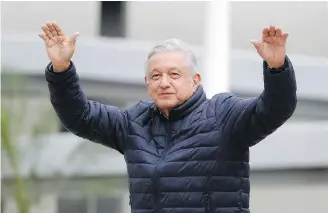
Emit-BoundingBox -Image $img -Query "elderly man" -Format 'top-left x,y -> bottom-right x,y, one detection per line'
40,22 -> 297,213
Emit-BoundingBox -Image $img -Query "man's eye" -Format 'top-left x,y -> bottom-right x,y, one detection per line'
152,74 -> 160,79
171,73 -> 180,78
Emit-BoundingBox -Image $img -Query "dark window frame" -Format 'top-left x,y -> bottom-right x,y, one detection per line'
99,1 -> 126,37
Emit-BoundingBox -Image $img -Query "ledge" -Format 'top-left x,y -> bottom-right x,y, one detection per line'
2,33 -> 328,101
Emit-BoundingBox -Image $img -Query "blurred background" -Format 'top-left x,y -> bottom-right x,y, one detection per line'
1,1 -> 328,213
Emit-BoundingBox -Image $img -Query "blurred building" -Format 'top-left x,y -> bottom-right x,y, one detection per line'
1,1 -> 328,213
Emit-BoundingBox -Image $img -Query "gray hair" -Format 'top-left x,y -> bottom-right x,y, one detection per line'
145,38 -> 198,75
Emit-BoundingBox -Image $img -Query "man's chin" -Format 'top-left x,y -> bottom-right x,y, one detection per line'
156,100 -> 178,110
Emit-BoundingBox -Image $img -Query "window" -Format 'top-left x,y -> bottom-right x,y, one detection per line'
57,196 -> 122,213
97,197 -> 122,213
57,198 -> 88,213
100,1 -> 126,37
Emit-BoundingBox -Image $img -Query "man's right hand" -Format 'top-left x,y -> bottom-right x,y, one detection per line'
39,22 -> 79,72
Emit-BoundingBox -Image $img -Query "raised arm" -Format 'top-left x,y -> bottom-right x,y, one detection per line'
228,56 -> 297,148
220,26 -> 297,148
40,22 -> 128,154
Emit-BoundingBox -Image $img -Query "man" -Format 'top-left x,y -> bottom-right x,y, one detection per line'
40,22 -> 297,213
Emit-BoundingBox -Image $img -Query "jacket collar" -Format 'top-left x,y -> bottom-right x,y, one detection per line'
150,85 -> 207,121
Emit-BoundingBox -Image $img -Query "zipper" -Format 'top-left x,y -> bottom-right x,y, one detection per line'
153,118 -> 172,212
165,119 -> 172,150
202,193 -> 211,213
153,161 -> 160,212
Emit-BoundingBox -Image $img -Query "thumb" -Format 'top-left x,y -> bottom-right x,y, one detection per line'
69,32 -> 80,46
250,39 -> 263,51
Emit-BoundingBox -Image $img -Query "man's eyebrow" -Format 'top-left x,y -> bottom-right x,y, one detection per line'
150,69 -> 160,73
168,67 -> 181,72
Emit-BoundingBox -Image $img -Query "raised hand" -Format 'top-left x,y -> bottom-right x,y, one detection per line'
251,25 -> 288,68
39,22 -> 79,72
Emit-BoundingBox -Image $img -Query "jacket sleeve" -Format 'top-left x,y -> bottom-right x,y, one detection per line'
227,56 -> 297,148
45,61 -> 128,154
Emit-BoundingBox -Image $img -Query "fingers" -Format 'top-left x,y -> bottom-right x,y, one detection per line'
262,28 -> 269,38
69,32 -> 80,46
46,22 -> 58,37
39,34 -> 49,43
275,28 -> 282,36
39,22 -> 79,47
41,26 -> 53,40
281,33 -> 289,42
262,25 -> 281,37
41,21 -> 65,40
269,25 -> 275,36
262,26 -> 288,40
53,22 -> 65,36
250,39 -> 263,51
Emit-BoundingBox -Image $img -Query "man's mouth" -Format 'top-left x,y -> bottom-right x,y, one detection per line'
160,93 -> 174,95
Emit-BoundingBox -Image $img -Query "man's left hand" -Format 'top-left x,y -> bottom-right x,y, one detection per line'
251,25 -> 288,69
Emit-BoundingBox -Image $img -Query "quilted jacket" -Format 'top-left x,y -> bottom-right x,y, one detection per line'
45,56 -> 297,213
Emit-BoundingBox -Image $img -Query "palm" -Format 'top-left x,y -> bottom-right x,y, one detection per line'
46,36 -> 72,64
252,26 -> 288,68
39,22 -> 79,67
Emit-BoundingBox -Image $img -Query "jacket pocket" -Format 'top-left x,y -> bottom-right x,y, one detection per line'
202,193 -> 212,213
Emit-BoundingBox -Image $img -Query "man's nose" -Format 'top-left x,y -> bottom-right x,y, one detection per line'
159,75 -> 171,88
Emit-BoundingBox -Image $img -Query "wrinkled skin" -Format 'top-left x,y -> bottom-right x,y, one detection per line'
145,51 -> 201,116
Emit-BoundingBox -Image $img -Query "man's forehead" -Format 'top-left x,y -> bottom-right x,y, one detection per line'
150,67 -> 181,73
146,51 -> 192,75
149,51 -> 188,62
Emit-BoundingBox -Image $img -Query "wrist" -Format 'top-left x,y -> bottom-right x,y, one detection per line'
52,62 -> 70,73
266,59 -> 285,69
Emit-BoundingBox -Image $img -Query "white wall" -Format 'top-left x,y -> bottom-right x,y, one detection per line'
230,1 -> 328,57
2,1 -> 327,58
1,1 -> 100,37
3,34 -> 328,101
125,1 -> 328,58
125,1 -> 206,44
251,183 -> 328,213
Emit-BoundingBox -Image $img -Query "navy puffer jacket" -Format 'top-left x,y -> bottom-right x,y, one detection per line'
45,56 -> 297,213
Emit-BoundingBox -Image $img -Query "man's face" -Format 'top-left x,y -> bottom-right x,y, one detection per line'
145,51 -> 201,113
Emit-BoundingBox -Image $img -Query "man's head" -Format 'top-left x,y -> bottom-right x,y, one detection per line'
145,39 -> 201,116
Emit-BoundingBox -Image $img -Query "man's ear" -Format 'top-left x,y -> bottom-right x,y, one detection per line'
193,73 -> 201,85
144,76 -> 149,87
192,74 -> 201,93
